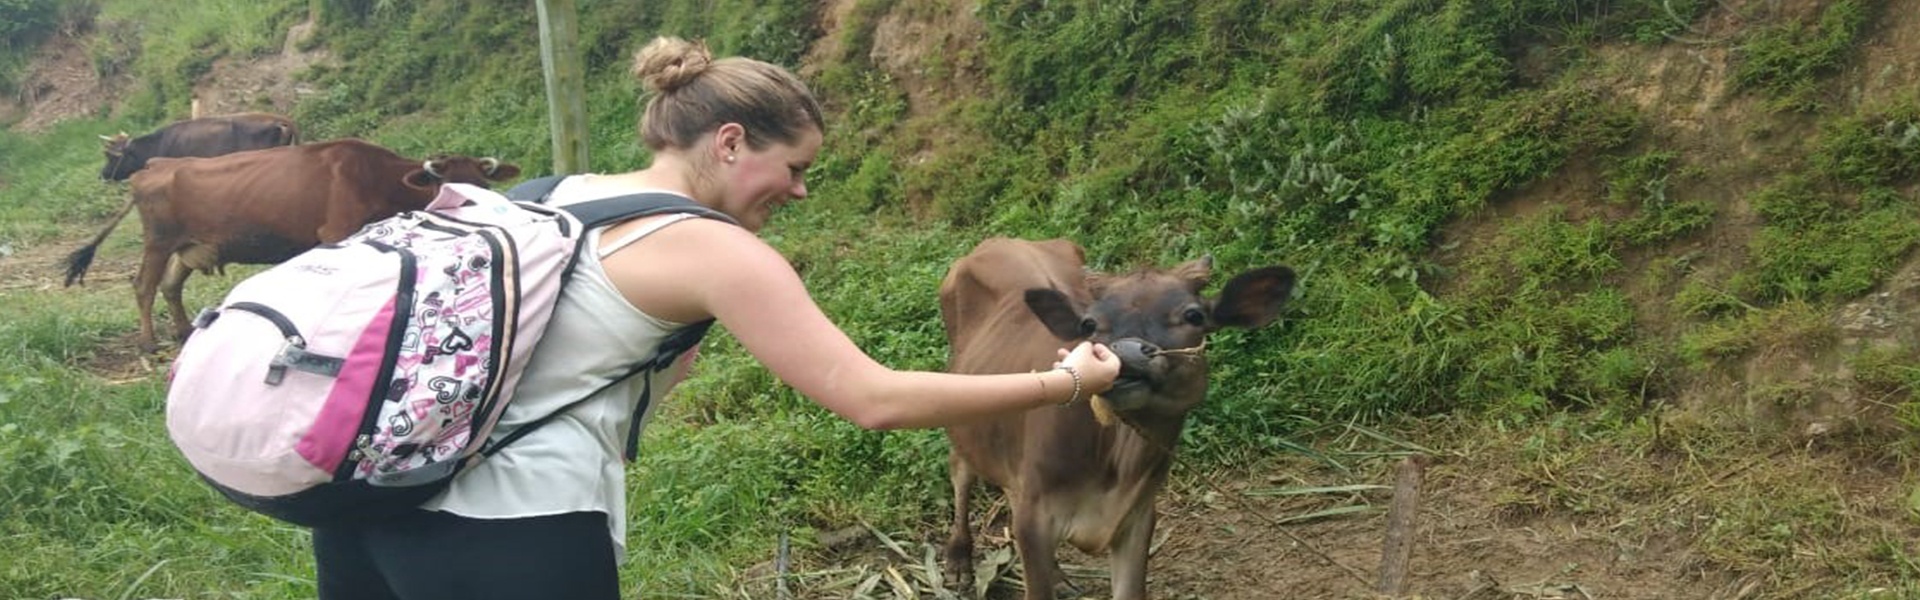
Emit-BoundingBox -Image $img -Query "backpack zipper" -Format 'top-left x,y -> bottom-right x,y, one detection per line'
335,238 -> 418,481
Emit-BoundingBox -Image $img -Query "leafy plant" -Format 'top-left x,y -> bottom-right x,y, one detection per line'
1742,174 -> 1920,301
1731,0 -> 1870,111
0,0 -> 63,50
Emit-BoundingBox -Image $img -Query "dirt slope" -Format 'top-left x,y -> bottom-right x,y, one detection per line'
3,17 -> 327,132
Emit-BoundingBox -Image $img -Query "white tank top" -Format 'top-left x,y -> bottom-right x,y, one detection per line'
421,176 -> 703,558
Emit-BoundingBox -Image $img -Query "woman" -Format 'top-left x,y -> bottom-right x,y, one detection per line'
309,36 -> 1121,600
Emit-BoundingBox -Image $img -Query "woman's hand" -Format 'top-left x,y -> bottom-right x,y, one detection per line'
1057,341 -> 1121,395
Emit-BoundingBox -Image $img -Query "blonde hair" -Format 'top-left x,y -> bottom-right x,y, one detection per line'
631,37 -> 824,153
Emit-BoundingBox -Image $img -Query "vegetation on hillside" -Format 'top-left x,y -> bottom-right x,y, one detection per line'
3,0 -> 1919,597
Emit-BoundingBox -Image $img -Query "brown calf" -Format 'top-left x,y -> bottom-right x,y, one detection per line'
64,138 -> 520,351
939,237 -> 1294,599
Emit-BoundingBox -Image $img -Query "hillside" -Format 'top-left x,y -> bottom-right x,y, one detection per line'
800,3 -> 1920,599
4,0 -> 1920,598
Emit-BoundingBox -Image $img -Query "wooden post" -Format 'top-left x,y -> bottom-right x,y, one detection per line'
1376,454 -> 1430,597
534,0 -> 590,175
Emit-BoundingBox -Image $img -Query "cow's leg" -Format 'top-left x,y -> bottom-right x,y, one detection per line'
316,221 -> 357,245
945,450 -> 978,596
160,257 -> 195,343
1011,498 -> 1064,600
131,244 -> 172,352
1107,509 -> 1155,600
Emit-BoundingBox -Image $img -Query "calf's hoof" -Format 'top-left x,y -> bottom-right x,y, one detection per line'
946,563 -> 975,597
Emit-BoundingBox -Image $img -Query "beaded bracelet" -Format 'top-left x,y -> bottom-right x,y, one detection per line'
1053,365 -> 1083,406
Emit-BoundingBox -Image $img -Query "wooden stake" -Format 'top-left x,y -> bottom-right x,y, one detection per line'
1376,453 -> 1429,597
534,0 -> 590,174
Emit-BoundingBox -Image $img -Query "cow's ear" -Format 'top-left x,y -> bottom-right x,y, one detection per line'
1210,266 -> 1294,329
1173,256 -> 1213,293
483,159 -> 521,181
401,169 -> 436,190
1025,288 -> 1090,341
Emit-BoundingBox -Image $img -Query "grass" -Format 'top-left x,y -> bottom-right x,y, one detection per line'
0,274 -> 310,598
0,122 -> 129,246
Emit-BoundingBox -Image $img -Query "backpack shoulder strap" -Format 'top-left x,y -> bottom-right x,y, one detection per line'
563,193 -> 739,229
503,174 -> 569,203
472,189 -> 733,463
503,173 -> 740,228
480,319 -> 714,462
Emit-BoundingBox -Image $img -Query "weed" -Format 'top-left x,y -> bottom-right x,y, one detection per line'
1811,102 -> 1920,187
1743,174 -> 1920,302
1605,150 -> 1716,245
1730,0 -> 1871,111
1678,301 -> 1833,366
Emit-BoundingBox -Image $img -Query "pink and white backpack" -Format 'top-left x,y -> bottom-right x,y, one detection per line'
164,179 -> 733,527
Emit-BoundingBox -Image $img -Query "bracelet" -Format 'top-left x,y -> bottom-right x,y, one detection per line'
1053,365 -> 1083,407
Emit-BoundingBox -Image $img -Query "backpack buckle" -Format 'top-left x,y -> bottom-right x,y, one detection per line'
265,337 -> 301,385
191,307 -> 221,330
264,336 -> 345,385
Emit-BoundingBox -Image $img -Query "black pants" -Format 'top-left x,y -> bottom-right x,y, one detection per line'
312,509 -> 619,600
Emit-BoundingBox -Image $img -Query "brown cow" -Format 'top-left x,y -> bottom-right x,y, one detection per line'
99,112 -> 299,181
64,138 -> 521,351
939,237 -> 1294,600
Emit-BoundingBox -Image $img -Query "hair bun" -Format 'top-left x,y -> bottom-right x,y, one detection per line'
631,36 -> 713,94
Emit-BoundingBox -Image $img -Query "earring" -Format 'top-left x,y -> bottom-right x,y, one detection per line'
725,155 -> 736,163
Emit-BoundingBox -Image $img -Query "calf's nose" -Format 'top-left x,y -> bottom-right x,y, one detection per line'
1111,339 -> 1159,376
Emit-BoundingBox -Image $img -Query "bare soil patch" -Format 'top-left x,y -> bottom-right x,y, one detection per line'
10,30 -> 124,132
7,17 -> 328,133
190,19 -> 329,118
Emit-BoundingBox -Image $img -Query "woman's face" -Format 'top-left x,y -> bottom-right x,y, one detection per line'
720,127 -> 823,232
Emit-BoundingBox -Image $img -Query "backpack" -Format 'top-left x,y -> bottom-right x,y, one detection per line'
165,176 -> 735,528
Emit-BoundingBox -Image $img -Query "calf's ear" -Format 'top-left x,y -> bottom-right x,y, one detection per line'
1172,256 -> 1213,293
1210,266 -> 1295,329
1025,288 -> 1092,341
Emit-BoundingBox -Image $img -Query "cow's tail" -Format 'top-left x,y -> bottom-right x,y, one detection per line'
64,195 -> 137,287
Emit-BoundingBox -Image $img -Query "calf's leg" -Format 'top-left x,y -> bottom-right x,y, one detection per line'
1107,509 -> 1155,600
945,450 -> 978,596
1012,497 -> 1065,600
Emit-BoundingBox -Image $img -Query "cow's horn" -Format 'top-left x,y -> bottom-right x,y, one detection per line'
422,159 -> 443,178
98,134 -> 113,141
480,157 -> 500,175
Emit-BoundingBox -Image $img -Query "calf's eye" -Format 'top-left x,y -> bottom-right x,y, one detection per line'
1182,307 -> 1207,326
1078,316 -> 1098,338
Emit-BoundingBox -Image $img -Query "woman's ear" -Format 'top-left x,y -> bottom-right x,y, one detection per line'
714,122 -> 747,159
